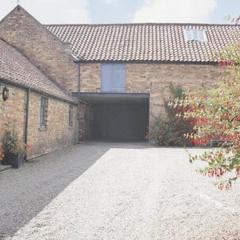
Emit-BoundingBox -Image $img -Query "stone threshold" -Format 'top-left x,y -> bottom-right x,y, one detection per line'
0,164 -> 12,172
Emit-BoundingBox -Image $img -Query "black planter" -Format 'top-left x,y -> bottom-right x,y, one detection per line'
12,154 -> 24,169
2,152 -> 24,169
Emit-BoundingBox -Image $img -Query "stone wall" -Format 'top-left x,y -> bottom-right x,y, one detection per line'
79,62 -> 222,129
80,64 -> 101,92
78,103 -> 93,141
126,64 -> 222,123
27,91 -> 79,159
0,6 -> 79,92
0,83 -> 78,160
0,85 -> 26,143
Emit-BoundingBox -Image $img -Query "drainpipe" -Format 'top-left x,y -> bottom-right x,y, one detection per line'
24,88 -> 30,159
77,62 -> 81,142
78,62 -> 81,93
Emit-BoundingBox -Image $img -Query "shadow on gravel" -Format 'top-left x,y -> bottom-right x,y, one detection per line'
0,142 -> 148,239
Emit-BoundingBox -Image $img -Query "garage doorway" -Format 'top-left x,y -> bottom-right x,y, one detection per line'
93,103 -> 148,141
78,93 -> 149,141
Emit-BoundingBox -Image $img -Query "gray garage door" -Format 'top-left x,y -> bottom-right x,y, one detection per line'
93,103 -> 149,141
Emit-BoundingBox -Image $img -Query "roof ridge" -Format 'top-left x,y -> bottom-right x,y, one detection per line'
45,22 -> 240,27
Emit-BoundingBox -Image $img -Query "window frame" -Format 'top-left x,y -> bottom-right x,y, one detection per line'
68,105 -> 74,127
40,96 -> 48,129
184,29 -> 208,43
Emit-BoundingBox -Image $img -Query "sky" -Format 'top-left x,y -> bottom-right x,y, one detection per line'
0,0 -> 239,24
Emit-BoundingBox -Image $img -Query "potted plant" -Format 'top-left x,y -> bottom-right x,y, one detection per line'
0,145 -> 4,164
1,125 -> 27,168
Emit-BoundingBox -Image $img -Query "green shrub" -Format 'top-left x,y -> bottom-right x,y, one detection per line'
149,83 -> 193,147
2,124 -> 27,156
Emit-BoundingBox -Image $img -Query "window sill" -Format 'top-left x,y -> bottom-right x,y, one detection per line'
39,126 -> 47,132
101,90 -> 126,93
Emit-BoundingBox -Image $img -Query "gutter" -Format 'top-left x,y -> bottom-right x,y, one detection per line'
0,78 -> 78,105
74,59 -> 219,65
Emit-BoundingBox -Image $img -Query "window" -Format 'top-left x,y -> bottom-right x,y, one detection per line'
184,29 -> 207,42
101,64 -> 126,93
40,96 -> 48,128
69,105 -> 73,127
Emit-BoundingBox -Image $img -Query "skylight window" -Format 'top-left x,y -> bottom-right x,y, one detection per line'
184,29 -> 207,42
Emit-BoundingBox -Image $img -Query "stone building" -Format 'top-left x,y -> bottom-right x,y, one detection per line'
0,6 -> 79,159
46,19 -> 239,141
0,6 -> 239,158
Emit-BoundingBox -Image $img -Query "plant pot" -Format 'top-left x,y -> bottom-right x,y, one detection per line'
12,154 -> 24,169
2,152 -> 24,169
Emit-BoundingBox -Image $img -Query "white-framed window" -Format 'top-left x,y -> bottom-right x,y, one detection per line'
101,64 -> 126,93
40,96 -> 48,128
184,29 -> 208,42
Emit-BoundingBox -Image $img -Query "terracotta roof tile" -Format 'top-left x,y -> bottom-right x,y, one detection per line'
46,23 -> 240,63
0,39 -> 75,103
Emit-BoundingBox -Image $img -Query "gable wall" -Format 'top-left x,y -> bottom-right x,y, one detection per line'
0,7 -> 78,92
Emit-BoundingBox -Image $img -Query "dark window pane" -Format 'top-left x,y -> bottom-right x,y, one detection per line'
40,97 -> 48,128
69,105 -> 73,127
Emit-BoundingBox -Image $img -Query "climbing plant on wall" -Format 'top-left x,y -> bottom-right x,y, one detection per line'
149,83 -> 194,147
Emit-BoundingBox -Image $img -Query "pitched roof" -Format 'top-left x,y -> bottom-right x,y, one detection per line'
0,39 -> 75,103
46,23 -> 240,63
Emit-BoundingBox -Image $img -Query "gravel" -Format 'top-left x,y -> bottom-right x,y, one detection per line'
1,143 -> 240,240
0,142 -> 113,239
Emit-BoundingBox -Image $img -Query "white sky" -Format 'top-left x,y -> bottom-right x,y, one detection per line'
0,0 -> 238,24
0,0 -> 90,23
133,0 -> 217,23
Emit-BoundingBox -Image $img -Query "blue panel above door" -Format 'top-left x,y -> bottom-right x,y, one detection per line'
101,64 -> 126,93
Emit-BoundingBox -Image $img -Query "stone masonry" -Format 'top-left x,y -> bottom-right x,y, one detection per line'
0,6 -> 229,147
79,63 -> 222,127
0,85 -> 26,143
78,103 -> 93,141
0,6 -> 79,92
0,6 -> 80,159
0,84 -> 78,159
27,91 -> 78,159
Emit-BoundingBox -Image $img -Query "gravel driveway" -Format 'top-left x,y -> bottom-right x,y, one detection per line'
1,142 -> 240,240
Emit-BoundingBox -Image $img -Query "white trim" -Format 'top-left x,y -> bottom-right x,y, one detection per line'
184,29 -> 208,42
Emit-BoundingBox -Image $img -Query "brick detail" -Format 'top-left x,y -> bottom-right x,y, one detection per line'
0,84 -> 78,159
